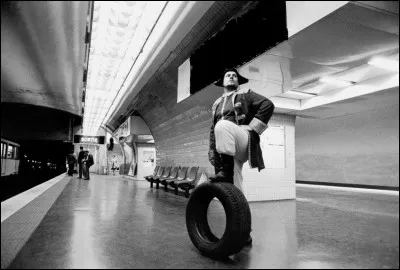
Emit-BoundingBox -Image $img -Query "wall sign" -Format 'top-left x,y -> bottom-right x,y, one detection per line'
114,117 -> 130,139
74,135 -> 105,144
177,58 -> 191,103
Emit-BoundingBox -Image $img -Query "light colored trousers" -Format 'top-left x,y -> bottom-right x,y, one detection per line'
214,120 -> 249,191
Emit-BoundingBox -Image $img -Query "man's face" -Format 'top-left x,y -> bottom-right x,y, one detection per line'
223,71 -> 239,89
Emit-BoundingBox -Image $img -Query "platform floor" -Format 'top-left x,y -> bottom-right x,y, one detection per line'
7,174 -> 399,269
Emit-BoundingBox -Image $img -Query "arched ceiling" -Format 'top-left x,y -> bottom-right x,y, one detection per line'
1,1 -> 398,136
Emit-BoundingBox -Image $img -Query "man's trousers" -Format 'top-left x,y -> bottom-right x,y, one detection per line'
82,163 -> 90,180
78,163 -> 83,178
214,120 -> 249,191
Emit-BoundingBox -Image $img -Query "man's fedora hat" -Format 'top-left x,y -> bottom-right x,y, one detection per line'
214,67 -> 249,87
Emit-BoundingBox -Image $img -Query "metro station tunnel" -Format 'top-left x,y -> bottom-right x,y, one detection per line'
1,1 -> 399,269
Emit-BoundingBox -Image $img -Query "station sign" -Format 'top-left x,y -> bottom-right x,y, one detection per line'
74,135 -> 105,144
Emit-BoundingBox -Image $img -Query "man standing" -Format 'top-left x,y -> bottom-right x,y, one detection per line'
78,146 -> 85,178
208,67 -> 275,245
83,150 -> 94,180
209,67 -> 275,187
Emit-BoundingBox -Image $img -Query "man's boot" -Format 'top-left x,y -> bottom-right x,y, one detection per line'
208,152 -> 223,181
209,154 -> 234,184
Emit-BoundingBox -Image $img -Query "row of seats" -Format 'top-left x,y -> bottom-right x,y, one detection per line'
144,166 -> 203,198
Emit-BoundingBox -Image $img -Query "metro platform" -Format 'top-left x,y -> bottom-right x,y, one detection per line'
1,173 -> 399,269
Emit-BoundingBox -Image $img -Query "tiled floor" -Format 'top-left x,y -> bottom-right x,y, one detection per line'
8,174 -> 399,269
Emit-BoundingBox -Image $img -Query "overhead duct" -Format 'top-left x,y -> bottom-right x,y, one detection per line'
190,1 -> 288,95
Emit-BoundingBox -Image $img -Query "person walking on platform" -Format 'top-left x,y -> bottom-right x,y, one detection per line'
82,150 -> 94,180
208,67 -> 275,245
111,155 -> 118,175
78,146 -> 85,178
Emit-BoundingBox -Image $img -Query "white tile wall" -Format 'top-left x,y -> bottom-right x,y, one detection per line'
242,114 -> 296,201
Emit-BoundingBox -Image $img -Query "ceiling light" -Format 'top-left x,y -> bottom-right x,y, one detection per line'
285,90 -> 317,98
319,77 -> 355,87
368,57 -> 399,72
82,1 -> 169,135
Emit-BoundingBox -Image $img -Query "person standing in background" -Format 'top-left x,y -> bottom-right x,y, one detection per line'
111,155 -> 118,175
82,150 -> 94,180
66,152 -> 77,176
78,146 -> 85,179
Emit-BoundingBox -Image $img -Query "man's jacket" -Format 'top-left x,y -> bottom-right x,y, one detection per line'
86,154 -> 94,167
78,150 -> 85,164
209,88 -> 275,171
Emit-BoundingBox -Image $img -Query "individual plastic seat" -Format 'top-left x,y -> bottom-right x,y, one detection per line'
153,166 -> 172,189
171,166 -> 199,196
162,167 -> 188,192
148,166 -> 164,188
176,167 -> 201,197
145,166 -> 159,181
159,166 -> 180,191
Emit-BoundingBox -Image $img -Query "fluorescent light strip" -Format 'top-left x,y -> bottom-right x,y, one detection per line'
368,57 -> 399,72
285,90 -> 317,98
319,77 -> 355,87
102,1 -> 170,129
82,1 -> 168,135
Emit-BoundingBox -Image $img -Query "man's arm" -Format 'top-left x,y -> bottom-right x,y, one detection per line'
208,98 -> 222,166
247,90 -> 275,135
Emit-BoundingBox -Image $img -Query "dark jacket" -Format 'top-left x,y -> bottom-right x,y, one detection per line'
78,150 -> 85,164
209,88 -> 275,171
67,153 -> 77,165
83,152 -> 94,167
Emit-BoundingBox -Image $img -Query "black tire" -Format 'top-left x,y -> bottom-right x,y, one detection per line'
186,182 -> 251,258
